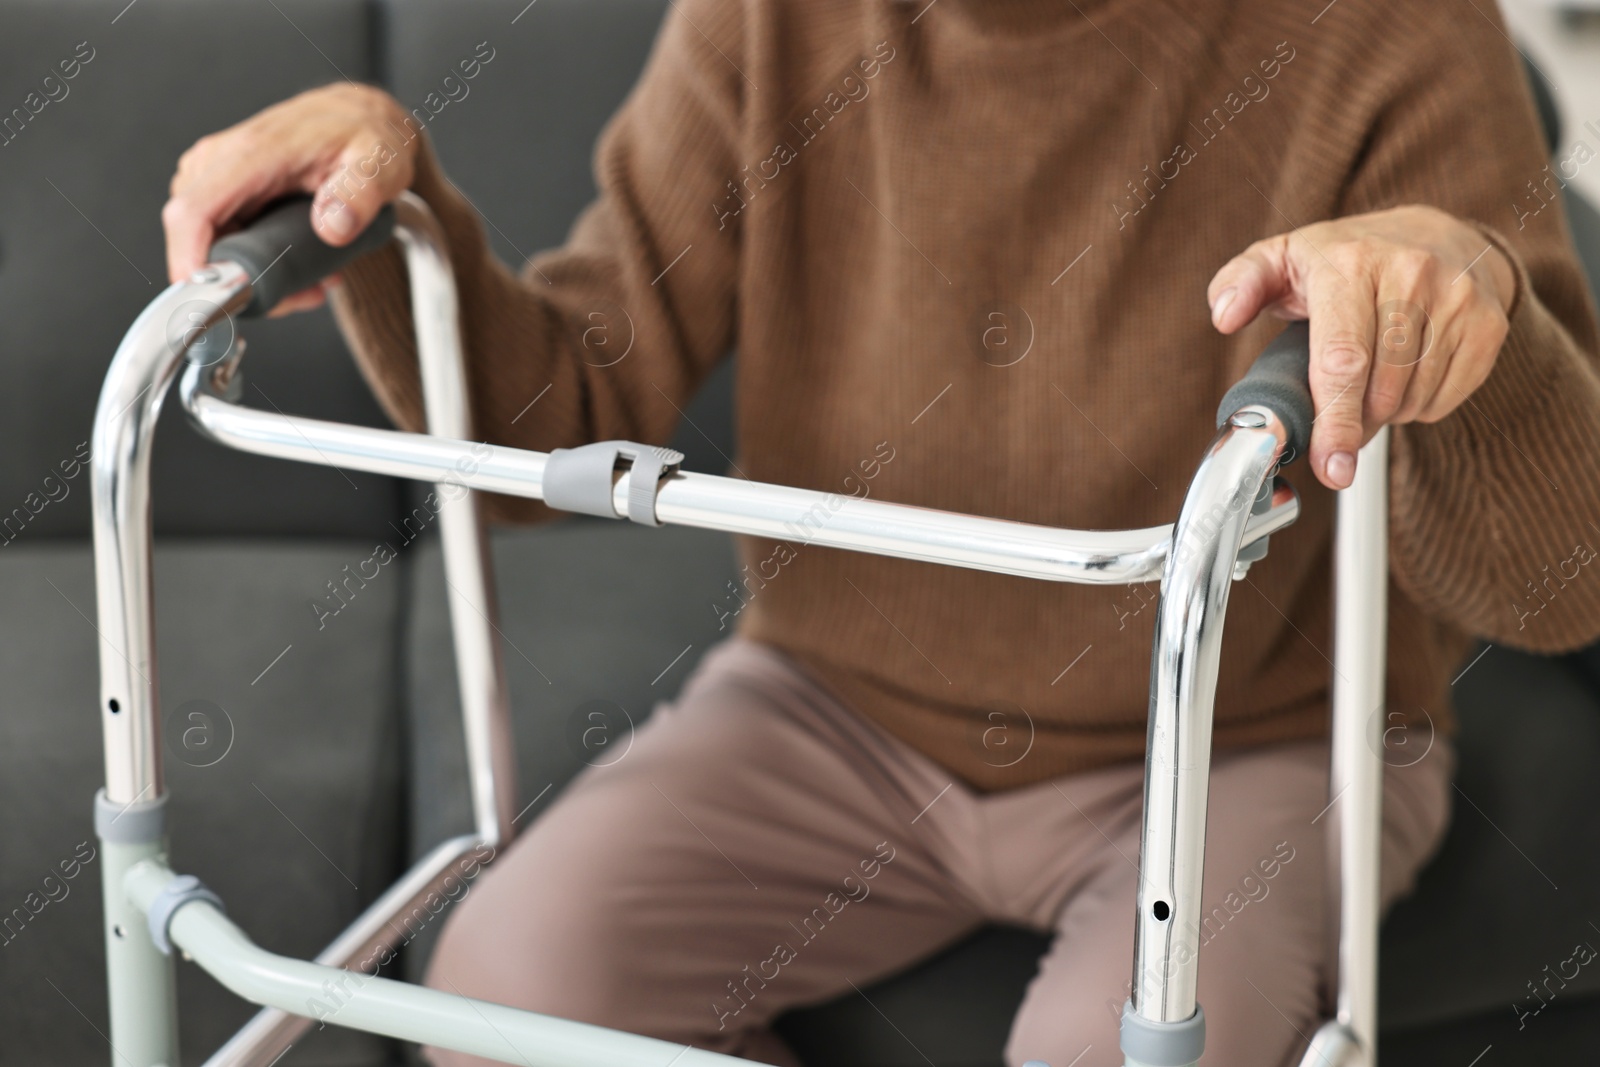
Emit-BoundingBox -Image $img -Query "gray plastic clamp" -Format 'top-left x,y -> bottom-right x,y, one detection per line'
94,788 -> 169,845
542,440 -> 685,526
146,874 -> 225,956
1120,1000 -> 1206,1067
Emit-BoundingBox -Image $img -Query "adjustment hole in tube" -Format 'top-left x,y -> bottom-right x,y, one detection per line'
108,699 -> 120,714
1153,900 -> 1171,922
112,924 -> 125,939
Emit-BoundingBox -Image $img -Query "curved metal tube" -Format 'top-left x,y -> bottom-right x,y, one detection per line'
125,860 -> 760,1067
93,193 -> 519,1067
93,262 -> 252,806
1129,412 -> 1290,1028
202,834 -> 491,1067
180,376 -> 1301,587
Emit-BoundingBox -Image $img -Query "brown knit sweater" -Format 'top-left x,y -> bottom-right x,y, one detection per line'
333,0 -> 1600,790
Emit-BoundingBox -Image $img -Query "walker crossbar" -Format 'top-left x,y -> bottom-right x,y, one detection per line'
91,195 -> 1388,1067
176,364 -> 1303,587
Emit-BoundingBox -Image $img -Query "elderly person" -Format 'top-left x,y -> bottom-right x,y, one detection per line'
164,1 -> 1600,1063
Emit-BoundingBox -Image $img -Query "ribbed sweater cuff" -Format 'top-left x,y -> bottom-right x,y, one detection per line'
1467,221 -> 1528,321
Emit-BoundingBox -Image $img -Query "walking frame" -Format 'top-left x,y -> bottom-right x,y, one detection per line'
91,194 -> 1388,1067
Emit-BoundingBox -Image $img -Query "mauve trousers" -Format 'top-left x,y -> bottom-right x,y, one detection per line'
423,638 -> 1453,1067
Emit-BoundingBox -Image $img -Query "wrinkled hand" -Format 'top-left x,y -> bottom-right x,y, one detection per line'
163,83 -> 417,315
1207,205 -> 1517,490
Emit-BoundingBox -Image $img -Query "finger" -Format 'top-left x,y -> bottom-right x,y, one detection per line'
163,193 -> 221,284
164,143 -> 298,283
1392,284 -> 1462,423
1392,315 -> 1447,424
1206,234 -> 1302,333
266,283 -> 331,318
1304,247 -> 1378,489
1364,252 -> 1434,427
310,139 -> 412,247
1416,304 -> 1507,423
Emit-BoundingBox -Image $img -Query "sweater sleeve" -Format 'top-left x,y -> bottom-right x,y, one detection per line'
1336,2 -> 1600,652
329,0 -> 743,523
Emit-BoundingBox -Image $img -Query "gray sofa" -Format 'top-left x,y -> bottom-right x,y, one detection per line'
3,2 -> 1600,1065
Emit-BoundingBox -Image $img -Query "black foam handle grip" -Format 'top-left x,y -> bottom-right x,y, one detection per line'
208,196 -> 396,317
1215,320 -> 1313,464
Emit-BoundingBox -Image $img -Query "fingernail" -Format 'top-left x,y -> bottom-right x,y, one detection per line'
1211,287 -> 1237,327
1326,451 -> 1356,488
318,197 -> 358,241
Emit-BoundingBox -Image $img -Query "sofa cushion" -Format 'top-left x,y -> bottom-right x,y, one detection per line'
0,541 -> 404,1066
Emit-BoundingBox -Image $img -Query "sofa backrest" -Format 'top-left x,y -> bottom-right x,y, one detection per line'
0,0 -> 408,540
379,0 -> 736,474
0,0 -> 734,548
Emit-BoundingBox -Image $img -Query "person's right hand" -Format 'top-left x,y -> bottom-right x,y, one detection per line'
163,83 -> 418,315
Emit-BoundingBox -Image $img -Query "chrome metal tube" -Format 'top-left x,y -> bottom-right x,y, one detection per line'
1129,413 -> 1290,1028
126,861 -> 761,1067
180,380 -> 1301,589
92,261 -> 255,1067
1327,428 -> 1390,1067
93,263 -> 251,805
393,193 -> 518,849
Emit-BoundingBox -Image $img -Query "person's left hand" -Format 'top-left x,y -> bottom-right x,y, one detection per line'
1207,204 -> 1517,490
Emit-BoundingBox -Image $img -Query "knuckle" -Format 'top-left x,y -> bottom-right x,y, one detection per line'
1317,336 -> 1371,380
1415,402 -> 1455,425
1365,379 -> 1407,422
1391,395 -> 1423,424
175,142 -> 204,171
1319,415 -> 1364,448
1389,248 -> 1436,287
160,196 -> 192,228
1325,241 -> 1368,274
1241,237 -> 1276,263
1481,305 -> 1511,347
228,125 -> 263,157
